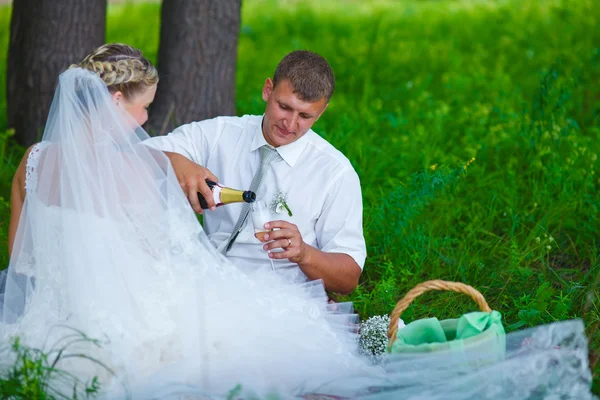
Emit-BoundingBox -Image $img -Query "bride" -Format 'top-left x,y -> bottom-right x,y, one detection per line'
0,44 -> 596,400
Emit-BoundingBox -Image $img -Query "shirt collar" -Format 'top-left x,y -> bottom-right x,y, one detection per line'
249,115 -> 309,168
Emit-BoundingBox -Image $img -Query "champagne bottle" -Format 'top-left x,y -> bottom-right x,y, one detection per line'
197,180 -> 256,209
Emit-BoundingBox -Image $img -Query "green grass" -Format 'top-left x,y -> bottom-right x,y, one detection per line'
0,328 -> 111,399
0,0 -> 598,396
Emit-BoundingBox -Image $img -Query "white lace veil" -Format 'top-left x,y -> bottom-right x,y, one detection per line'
0,68 -> 596,399
1,67 -> 204,317
0,67 -> 217,388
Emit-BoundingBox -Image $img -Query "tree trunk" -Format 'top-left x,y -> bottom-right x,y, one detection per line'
148,0 -> 241,135
7,0 -> 106,146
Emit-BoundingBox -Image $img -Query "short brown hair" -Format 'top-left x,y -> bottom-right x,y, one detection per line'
273,50 -> 335,102
72,43 -> 158,100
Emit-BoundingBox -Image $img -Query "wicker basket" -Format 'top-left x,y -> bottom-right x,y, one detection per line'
387,280 -> 502,356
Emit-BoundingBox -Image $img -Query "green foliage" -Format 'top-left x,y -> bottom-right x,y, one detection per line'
0,0 -> 597,395
0,329 -> 111,399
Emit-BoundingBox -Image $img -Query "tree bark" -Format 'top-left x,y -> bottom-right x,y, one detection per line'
7,0 -> 106,146
148,0 -> 241,135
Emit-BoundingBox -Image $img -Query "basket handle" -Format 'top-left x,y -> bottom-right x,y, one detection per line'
387,280 -> 491,351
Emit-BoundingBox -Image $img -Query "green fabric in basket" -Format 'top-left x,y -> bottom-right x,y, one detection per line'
389,311 -> 505,364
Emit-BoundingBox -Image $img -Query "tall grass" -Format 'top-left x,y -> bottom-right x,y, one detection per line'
0,0 -> 597,394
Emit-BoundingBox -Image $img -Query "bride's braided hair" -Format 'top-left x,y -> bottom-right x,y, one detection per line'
72,43 -> 158,99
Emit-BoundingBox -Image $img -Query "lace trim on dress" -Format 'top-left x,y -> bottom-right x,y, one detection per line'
24,142 -> 49,193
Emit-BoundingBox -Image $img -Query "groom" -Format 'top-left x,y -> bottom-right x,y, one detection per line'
144,50 -> 365,295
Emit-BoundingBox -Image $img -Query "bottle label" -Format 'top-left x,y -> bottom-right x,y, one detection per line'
213,185 -> 222,205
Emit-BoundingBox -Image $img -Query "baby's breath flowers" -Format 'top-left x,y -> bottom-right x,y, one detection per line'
358,315 -> 392,363
270,189 -> 293,217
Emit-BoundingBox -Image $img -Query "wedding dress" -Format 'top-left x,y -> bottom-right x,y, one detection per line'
0,69 -> 596,400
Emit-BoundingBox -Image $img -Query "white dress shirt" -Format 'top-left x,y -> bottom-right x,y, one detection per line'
144,115 -> 366,283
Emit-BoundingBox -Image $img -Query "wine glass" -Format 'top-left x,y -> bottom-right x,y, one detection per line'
251,201 -> 276,272
251,200 -> 272,241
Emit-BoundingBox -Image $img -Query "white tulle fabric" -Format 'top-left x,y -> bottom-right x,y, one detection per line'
0,68 -> 596,400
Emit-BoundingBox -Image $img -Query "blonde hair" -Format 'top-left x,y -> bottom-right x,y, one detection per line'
72,43 -> 158,100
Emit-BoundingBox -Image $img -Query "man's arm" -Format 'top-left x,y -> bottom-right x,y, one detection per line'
144,121 -> 220,213
298,247 -> 362,294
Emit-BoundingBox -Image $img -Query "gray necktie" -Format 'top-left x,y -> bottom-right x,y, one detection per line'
222,145 -> 280,253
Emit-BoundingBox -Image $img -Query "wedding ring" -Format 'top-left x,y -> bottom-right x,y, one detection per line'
287,238 -> 292,247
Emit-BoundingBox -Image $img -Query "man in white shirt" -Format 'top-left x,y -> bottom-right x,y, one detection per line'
144,50 -> 365,294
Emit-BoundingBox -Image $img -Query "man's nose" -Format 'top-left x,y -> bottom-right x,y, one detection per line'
286,113 -> 299,131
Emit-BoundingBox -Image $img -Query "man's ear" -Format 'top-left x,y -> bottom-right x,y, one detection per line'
262,78 -> 274,102
111,91 -> 124,106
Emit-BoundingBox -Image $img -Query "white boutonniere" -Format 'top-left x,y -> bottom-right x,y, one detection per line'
270,189 -> 293,217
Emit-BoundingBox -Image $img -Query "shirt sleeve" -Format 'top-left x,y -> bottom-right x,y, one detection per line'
143,119 -> 219,166
315,167 -> 367,270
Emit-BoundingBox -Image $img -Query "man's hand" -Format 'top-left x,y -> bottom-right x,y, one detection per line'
165,152 -> 218,213
258,219 -> 361,294
259,220 -> 308,264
